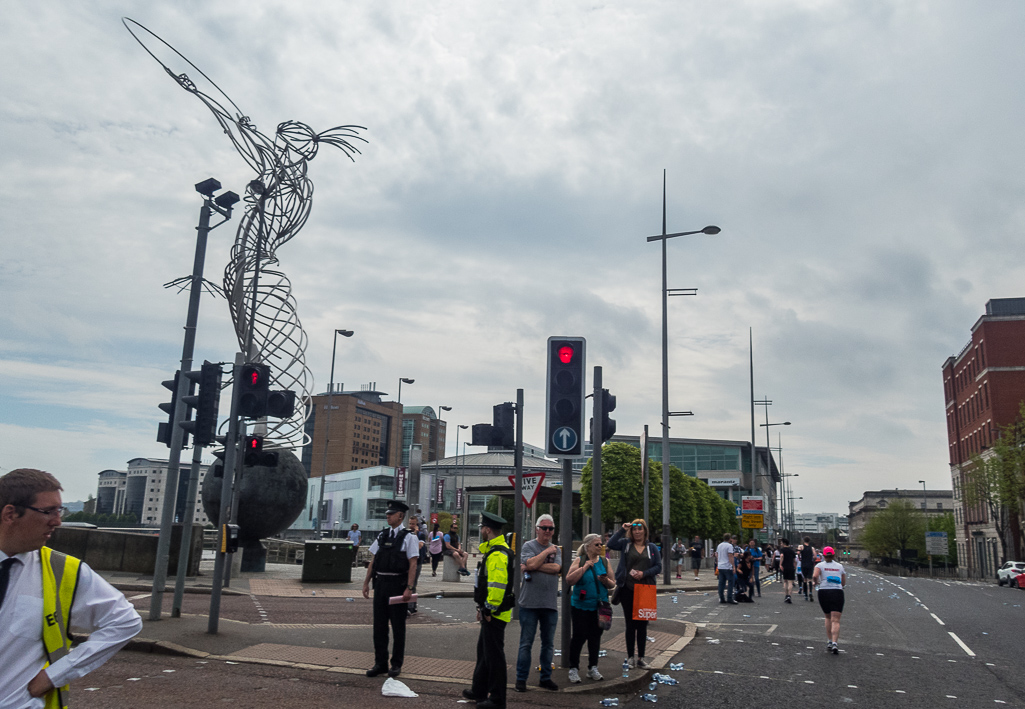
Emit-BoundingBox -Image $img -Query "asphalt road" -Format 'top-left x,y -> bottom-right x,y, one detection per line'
655,570 -> 1024,709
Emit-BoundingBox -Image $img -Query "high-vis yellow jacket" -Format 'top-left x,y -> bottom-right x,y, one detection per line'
41,547 -> 81,709
474,535 -> 512,623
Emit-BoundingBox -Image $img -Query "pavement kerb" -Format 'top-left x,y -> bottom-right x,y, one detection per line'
126,619 -> 698,697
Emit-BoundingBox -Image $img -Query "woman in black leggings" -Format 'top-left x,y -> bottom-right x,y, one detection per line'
607,519 -> 662,668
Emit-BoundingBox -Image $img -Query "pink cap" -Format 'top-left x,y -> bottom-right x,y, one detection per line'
822,546 -> 835,556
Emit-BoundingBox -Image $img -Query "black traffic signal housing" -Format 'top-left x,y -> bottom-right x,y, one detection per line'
267,389 -> 297,418
157,371 -> 190,448
600,388 -> 617,443
494,402 -> 515,448
180,361 -> 222,447
243,435 -> 279,467
545,336 -> 586,457
238,363 -> 270,418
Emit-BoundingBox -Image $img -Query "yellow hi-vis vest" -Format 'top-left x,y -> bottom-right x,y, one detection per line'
40,547 -> 82,709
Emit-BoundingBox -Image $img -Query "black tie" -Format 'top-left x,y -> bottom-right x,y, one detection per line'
0,558 -> 15,612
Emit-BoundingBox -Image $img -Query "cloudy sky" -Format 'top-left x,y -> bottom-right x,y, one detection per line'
2,1 -> 1023,515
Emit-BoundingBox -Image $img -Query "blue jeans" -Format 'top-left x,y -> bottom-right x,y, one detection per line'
717,568 -> 735,602
516,607 -> 558,682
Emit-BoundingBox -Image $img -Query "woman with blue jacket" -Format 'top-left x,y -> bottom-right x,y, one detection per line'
566,533 -> 616,683
607,519 -> 662,668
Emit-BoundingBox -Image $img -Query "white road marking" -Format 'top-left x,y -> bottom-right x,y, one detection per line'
948,632 -> 976,657
930,613 -> 945,625
847,685 -> 858,689
128,593 -> 152,600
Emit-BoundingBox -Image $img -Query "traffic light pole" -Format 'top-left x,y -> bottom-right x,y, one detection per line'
559,457 -> 572,668
172,442 -> 205,617
150,195 -> 216,621
512,389 -> 523,620
591,366 -> 603,535
208,353 -> 245,634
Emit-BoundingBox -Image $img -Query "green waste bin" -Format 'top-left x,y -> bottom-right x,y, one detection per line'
301,540 -> 354,583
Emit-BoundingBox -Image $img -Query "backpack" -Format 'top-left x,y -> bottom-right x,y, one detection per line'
429,533 -> 444,555
483,533 -> 517,613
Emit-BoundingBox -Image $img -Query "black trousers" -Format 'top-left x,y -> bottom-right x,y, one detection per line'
471,616 -> 507,705
619,586 -> 649,659
569,605 -> 604,669
373,575 -> 408,667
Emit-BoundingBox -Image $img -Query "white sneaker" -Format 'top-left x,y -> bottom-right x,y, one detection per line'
627,656 -> 636,668
568,668 -> 581,683
588,666 -> 604,681
636,657 -> 652,669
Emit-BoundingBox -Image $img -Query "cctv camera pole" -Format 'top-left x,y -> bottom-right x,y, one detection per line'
208,353 -> 246,634
150,184 -> 232,621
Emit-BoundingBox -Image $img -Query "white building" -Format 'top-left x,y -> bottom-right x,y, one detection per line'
792,512 -> 848,535
98,458 -> 212,527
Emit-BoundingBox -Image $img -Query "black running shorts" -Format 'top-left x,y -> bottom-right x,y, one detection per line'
782,568 -> 796,581
817,588 -> 845,614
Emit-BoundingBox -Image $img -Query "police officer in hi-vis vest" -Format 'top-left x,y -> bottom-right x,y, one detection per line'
462,511 -> 512,709
0,469 -> 142,708
362,499 -> 419,679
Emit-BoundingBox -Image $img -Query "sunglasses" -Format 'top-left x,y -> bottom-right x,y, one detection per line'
631,523 -> 644,528
538,526 -> 555,531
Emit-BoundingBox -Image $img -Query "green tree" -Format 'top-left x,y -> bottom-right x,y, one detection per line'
861,499 -> 924,559
647,461 -> 697,537
580,442 -> 645,525
964,401 -> 1025,562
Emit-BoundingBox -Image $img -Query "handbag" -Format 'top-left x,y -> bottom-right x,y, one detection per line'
632,583 -> 657,621
587,564 -> 614,630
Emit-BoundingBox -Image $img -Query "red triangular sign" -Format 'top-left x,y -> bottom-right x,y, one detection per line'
508,472 -> 546,508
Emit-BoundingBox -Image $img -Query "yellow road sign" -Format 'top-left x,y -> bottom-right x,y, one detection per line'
741,513 -> 764,529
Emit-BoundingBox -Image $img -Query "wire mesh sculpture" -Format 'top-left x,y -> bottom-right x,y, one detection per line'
124,18 -> 366,450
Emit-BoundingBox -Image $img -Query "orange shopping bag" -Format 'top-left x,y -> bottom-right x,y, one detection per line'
632,583 -> 657,621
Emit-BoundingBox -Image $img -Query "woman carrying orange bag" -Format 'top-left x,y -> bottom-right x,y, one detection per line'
607,519 -> 662,668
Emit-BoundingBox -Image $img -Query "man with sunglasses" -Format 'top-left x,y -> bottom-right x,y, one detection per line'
514,514 -> 561,693
1,468 -> 142,709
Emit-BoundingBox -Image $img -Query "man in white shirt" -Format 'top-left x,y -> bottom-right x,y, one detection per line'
361,499 -> 419,678
1,468 -> 142,709
715,533 -> 737,604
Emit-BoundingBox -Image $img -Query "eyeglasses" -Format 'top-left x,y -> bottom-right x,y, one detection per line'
537,526 -> 555,531
23,505 -> 67,518
630,523 -> 644,528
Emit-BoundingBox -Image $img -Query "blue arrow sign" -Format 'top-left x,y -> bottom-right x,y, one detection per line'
552,426 -> 578,452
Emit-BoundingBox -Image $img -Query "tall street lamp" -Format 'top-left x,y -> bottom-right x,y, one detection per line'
645,171 -> 719,584
398,377 -> 414,404
919,479 -> 933,577
315,328 -> 354,535
759,420 -> 791,536
455,424 -> 468,517
780,471 -> 798,537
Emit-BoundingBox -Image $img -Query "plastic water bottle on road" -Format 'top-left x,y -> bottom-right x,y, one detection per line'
600,700 -> 619,707
622,660 -> 629,678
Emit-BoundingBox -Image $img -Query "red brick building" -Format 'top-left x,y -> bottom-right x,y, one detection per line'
942,298 -> 1025,578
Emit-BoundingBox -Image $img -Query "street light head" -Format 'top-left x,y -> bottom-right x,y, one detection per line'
401,377 -> 415,384
783,421 -> 791,425
214,190 -> 241,209
440,406 -> 452,412
458,424 -> 469,430
336,329 -> 354,337
701,225 -> 721,235
195,177 -> 221,197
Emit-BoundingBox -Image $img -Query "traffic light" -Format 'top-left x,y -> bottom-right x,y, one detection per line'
157,371 -> 189,448
545,336 -> 585,457
494,402 -> 515,448
600,388 -> 617,443
243,435 -> 278,467
237,363 -> 270,418
267,389 -> 297,418
180,361 -> 222,447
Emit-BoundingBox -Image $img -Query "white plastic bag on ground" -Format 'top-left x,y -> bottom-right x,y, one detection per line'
382,678 -> 418,697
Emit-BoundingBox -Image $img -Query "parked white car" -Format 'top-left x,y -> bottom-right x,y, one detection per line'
997,561 -> 1025,586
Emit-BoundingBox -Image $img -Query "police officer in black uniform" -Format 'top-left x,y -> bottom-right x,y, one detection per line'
362,500 -> 419,678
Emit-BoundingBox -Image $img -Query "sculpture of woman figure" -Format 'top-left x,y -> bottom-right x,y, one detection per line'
124,18 -> 365,449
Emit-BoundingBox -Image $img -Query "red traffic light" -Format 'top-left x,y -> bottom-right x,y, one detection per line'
246,367 -> 264,386
558,345 -> 574,364
246,435 -> 263,451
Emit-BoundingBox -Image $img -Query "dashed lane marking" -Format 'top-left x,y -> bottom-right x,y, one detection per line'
948,632 -> 976,657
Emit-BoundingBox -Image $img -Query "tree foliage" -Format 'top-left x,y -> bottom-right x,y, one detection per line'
861,499 -> 924,558
579,442 -> 737,540
964,401 -> 1025,562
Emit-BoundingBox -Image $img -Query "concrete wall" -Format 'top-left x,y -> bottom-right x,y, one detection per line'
48,525 -> 203,576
